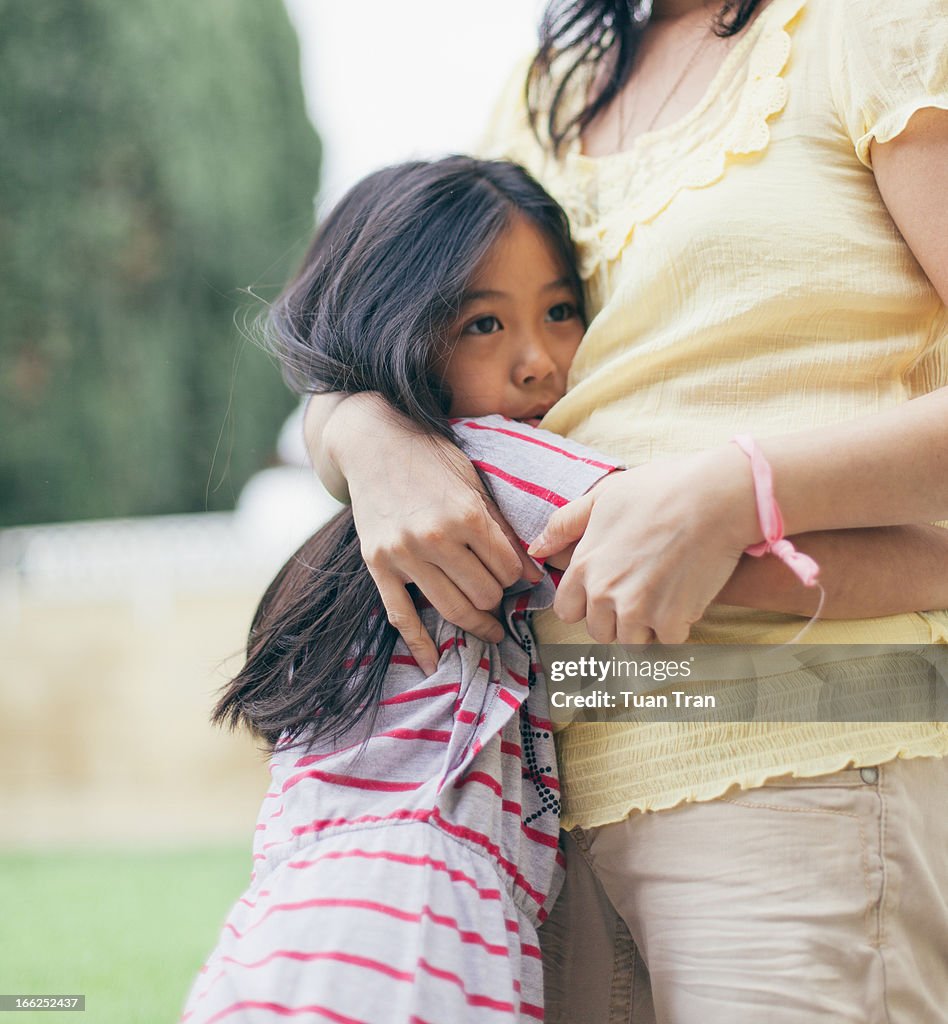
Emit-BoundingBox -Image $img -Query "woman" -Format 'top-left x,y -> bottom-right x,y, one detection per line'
306,0 -> 948,1020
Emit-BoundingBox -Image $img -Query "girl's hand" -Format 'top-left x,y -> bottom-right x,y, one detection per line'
325,394 -> 540,674
529,446 -> 761,643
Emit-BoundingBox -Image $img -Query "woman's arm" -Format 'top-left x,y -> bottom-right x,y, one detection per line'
305,115 -> 948,647
531,108 -> 948,642
311,391 -> 948,642
303,393 -> 350,503
540,518 -> 948,622
531,381 -> 948,642
716,525 -> 948,620
309,392 -> 540,673
870,108 -> 948,307
543,519 -> 948,620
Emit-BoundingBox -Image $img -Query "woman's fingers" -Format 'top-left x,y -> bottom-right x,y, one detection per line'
547,456 -> 756,644
370,569 -> 440,676
367,531 -> 508,655
358,498 -> 515,637
651,618 -> 692,645
617,622 -> 657,646
371,562 -> 507,674
555,567 -> 693,644
466,499 -> 540,589
435,545 -> 506,612
528,493 -> 594,558
549,561 -> 590,624
486,500 -> 544,584
584,599 -> 618,644
407,560 -> 506,643
339,408 -> 535,628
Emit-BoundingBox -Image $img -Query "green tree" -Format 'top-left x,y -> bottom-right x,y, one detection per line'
0,0 -> 321,524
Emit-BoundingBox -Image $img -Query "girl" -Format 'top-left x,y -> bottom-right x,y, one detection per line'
179,156 -> 624,1024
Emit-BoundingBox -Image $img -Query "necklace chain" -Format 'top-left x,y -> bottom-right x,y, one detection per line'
617,22 -> 716,148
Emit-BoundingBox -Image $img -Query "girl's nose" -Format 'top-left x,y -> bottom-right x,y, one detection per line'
516,337 -> 557,385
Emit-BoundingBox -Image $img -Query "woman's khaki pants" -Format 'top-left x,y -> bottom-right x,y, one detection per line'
540,756 -> 948,1024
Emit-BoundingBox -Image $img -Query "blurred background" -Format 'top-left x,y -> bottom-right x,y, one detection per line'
0,0 -> 540,1019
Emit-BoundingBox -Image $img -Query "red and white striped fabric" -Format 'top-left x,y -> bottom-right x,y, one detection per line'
180,417 -> 619,1024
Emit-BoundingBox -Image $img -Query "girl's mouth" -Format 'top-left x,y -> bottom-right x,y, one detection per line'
517,405 -> 555,427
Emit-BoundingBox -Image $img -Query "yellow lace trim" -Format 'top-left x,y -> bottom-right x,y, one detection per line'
531,0 -> 806,279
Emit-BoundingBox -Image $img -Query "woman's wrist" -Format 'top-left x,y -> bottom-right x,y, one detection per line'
304,391 -> 422,503
324,393 -> 404,477
303,392 -> 351,502
326,392 -> 453,507
694,444 -> 764,551
746,388 -> 948,534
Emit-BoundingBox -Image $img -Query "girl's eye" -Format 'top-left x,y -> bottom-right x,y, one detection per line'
546,302 -> 577,323
465,315 -> 502,336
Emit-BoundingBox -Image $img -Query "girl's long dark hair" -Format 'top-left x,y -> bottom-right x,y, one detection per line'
213,157 -> 582,748
528,0 -> 767,153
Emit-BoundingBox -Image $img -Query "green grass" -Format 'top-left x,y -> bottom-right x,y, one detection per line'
0,848 -> 251,1024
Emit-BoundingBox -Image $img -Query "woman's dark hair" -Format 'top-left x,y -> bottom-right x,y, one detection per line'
213,157 -> 582,748
528,0 -> 767,154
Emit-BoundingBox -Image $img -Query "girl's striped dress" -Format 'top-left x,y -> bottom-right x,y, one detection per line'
180,416 -> 619,1024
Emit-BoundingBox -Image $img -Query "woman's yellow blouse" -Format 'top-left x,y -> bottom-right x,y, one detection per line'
482,0 -> 948,825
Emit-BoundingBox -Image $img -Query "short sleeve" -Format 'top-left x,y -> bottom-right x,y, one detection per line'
451,415 -> 621,547
828,0 -> 948,168
475,54 -> 537,161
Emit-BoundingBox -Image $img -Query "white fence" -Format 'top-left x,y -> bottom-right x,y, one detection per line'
0,466 -> 343,618
0,470 -> 343,846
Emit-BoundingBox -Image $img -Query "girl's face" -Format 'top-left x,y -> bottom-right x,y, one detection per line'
439,215 -> 584,424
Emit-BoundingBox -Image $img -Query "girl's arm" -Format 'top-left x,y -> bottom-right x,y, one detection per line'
427,418 -> 948,623
542,519 -> 948,622
451,415 -> 623,556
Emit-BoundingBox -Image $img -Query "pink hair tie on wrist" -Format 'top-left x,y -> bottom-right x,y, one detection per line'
731,434 -> 825,643
731,434 -> 821,586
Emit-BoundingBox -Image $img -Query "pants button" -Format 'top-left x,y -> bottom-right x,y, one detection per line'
860,766 -> 879,784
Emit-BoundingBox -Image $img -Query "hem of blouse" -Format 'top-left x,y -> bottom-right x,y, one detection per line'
856,95 -> 948,169
560,739 -> 948,828
559,0 -> 807,278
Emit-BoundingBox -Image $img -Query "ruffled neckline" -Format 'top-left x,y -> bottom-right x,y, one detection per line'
538,0 -> 807,278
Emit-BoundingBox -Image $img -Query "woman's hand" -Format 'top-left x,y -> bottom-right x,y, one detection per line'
530,446 -> 761,643
323,394 -> 540,673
